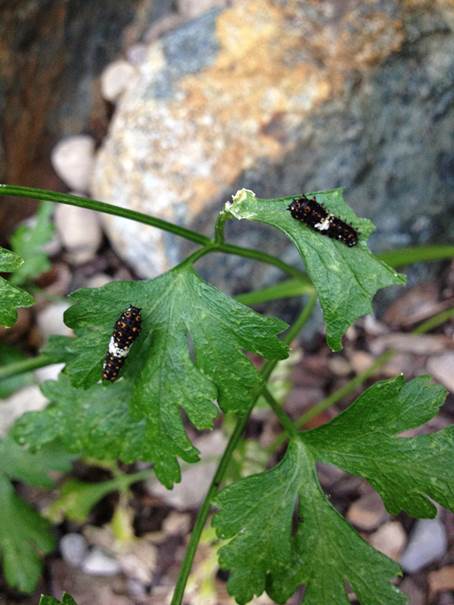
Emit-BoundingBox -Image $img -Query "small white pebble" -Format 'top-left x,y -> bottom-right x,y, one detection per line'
400,518 -> 447,573
51,135 -> 95,191
101,60 -> 136,102
37,301 -> 71,342
55,204 -> 102,264
81,548 -> 121,576
60,533 -> 88,567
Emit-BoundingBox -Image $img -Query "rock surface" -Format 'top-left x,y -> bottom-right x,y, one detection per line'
92,0 -> 454,286
60,533 -> 89,567
346,490 -> 387,530
369,520 -> 406,560
0,0 -> 175,233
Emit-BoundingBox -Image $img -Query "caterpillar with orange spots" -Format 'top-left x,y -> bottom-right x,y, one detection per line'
102,305 -> 142,382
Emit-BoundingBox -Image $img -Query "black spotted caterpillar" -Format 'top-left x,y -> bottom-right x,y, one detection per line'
288,196 -> 358,247
102,305 -> 142,382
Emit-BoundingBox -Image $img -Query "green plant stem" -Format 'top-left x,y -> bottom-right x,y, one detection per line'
295,349 -> 395,428
378,245 -> 454,268
0,184 -> 210,246
0,184 -> 306,280
214,211 -> 229,244
217,242 -> 306,280
170,293 -> 317,605
179,245 -> 216,267
0,354 -> 53,381
412,306 -> 454,334
114,467 -> 154,490
262,387 -> 298,438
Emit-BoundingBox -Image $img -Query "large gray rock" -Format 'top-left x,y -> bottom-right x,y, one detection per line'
0,0 -> 175,233
92,0 -> 454,289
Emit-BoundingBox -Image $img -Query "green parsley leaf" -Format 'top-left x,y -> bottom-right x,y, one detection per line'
21,265 -> 287,486
39,593 -> 78,605
0,247 -> 34,326
62,266 -> 288,404
9,202 -> 54,286
14,358 -> 276,487
0,436 -> 71,592
304,375 -> 451,518
0,435 -> 72,488
0,472 -> 55,593
214,439 -> 405,605
227,188 -> 405,351
214,376 -> 451,603
13,376 -> 171,478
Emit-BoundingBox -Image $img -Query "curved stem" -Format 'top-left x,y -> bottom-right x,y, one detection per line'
295,349 -> 394,429
0,354 -> 54,381
178,245 -> 217,268
0,184 -> 305,280
214,211 -> 229,245
216,242 -> 306,280
0,184 -> 210,246
296,305 -> 454,428
170,294 -> 317,605
262,387 -> 298,438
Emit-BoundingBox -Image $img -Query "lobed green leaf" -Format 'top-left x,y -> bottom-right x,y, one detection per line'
214,440 -> 405,605
214,376 -> 451,603
13,375 -> 182,486
0,435 -> 72,488
227,188 -> 405,350
0,473 -> 55,593
22,265 -> 287,486
304,375 -> 452,517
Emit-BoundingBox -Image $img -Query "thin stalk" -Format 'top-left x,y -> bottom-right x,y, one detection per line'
114,467 -> 154,490
378,245 -> 454,268
295,349 -> 394,428
296,306 -> 454,427
217,242 -> 307,280
412,306 -> 454,334
170,294 -> 317,605
178,245 -> 217,267
0,184 -> 305,280
214,211 -> 230,244
0,184 -> 210,246
0,354 -> 53,381
262,387 -> 298,438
